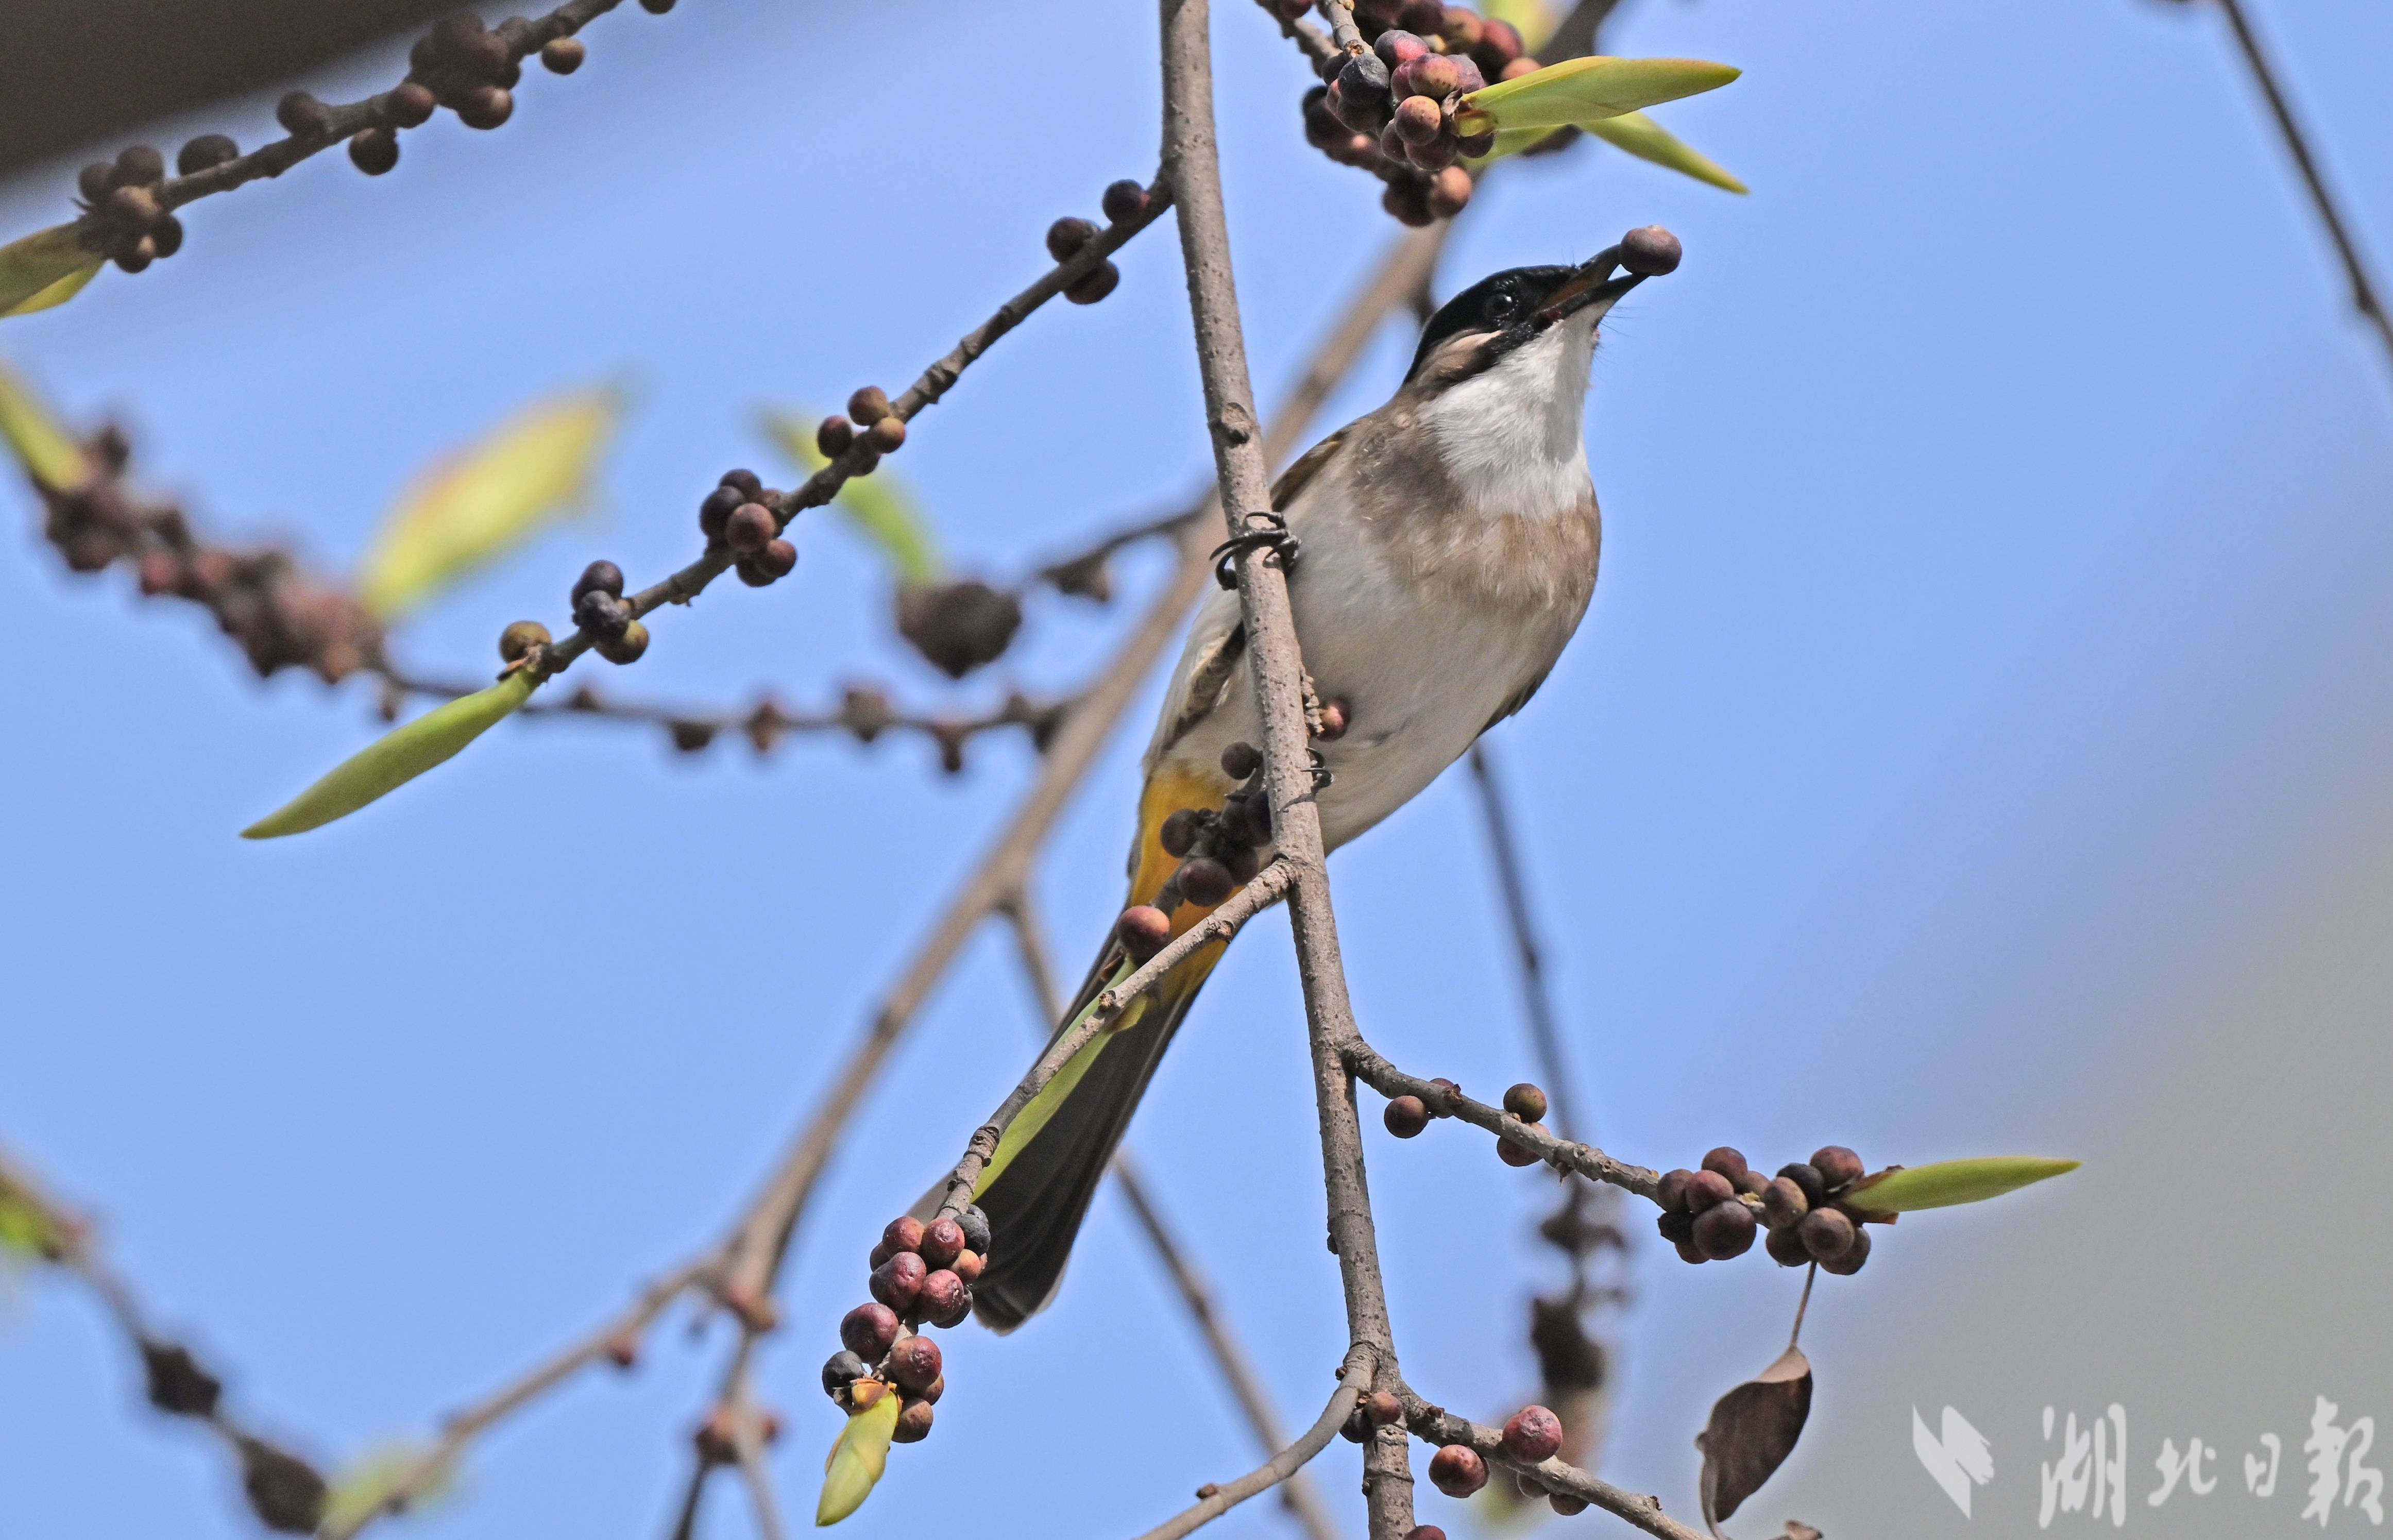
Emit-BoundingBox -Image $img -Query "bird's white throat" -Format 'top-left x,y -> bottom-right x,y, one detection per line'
1421,316 -> 1597,520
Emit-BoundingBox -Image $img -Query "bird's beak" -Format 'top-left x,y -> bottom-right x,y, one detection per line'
1530,248 -> 1641,330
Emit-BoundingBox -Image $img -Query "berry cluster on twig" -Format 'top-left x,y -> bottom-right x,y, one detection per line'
820,1207 -> 993,1448
1653,1144 -> 1880,1274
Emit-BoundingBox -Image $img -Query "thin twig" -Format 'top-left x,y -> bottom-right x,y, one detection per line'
1343,1039 -> 1664,1203
1398,1388 -> 1708,1540
997,898 -> 1344,1540
1130,1350 -> 1374,1540
2211,0 -> 2393,374
1161,1 -> 1415,1533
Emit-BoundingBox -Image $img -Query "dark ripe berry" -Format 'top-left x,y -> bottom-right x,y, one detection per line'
1392,94 -> 1443,145
1472,17 -> 1523,70
698,483 -> 743,540
1220,740 -> 1262,781
1065,261 -> 1120,305
958,1204 -> 992,1256
1177,855 -> 1234,907
886,1333 -> 941,1394
640,0 -> 675,12
1820,1224 -> 1872,1276
870,1251 -> 927,1311
1736,1167 -> 1773,1199
1502,1082 -> 1547,1122
950,1248 -> 983,1284
917,1268 -> 967,1325
541,37 -> 586,73
840,1301 -> 900,1358
724,501 -> 776,554
1655,1208 -> 1694,1243
1674,1236 -> 1709,1265
1760,1176 -> 1810,1230
882,1216 -> 926,1256
1339,50 -> 1392,104
1317,698 -> 1350,739
1497,1123 -> 1547,1167
868,1240 -> 893,1268
348,128 -> 399,175
115,144 -> 166,187
1429,1444 -> 1488,1498
736,557 -> 775,587
1777,1161 -> 1827,1208
1428,1077 -> 1461,1106
1694,1199 -> 1756,1259
596,619 -> 649,664
388,81 -> 437,128
806,415 -> 852,460
1619,224 -> 1683,278
1405,1530 -> 1448,1540
105,184 -> 159,229
865,416 -> 906,452
1302,89 -> 1346,150
1439,8 -> 1483,49
1654,1169 -> 1694,1213
1341,1406 -> 1372,1443
1395,53 -> 1463,102
1101,179 -> 1150,223
1383,1095 -> 1430,1139
572,558 -> 624,602
1364,1390 -> 1403,1427
110,235 -> 156,273
459,86 -> 514,129
821,1350 -> 868,1401
1223,844 -> 1261,884
1683,1168 -> 1735,1212
1764,1225 -> 1811,1267
847,385 -> 891,425
1426,165 -> 1473,218
1809,1145 -> 1864,1191
1116,904 -> 1172,961
150,215 -> 184,258
77,162 -> 118,203
276,92 -> 331,136
498,619 -> 550,662
1379,122 -> 1410,164
1500,56 -> 1539,81
1501,1404 -> 1564,1464
1159,808 -> 1202,857
239,1438 -> 329,1533
1398,0 -> 1446,31
1045,215 -> 1099,262
1381,182 -> 1434,229
1700,1145 -> 1747,1179
921,1374 -> 945,1406
754,538 -> 798,578
920,1217 -> 966,1270
1798,1206 -> 1855,1262
1551,1494 -> 1589,1516
1329,78 -> 1389,134
1447,53 -> 1486,95
1376,29 -> 1430,70
892,1398 -> 935,1444
1455,128 -> 1496,157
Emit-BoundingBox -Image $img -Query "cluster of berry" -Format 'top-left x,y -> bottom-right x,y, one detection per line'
72,146 -> 187,274
1418,1401 -> 1581,1514
540,558 -> 649,664
819,1208 -> 993,1447
1380,1078 -> 1554,1171
1113,728 -> 1321,956
1653,1144 -> 1877,1274
694,466 -> 803,588
1040,179 -> 1154,306
1295,2 -> 1539,225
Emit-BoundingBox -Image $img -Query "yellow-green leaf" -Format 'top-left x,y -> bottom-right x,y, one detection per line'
357,387 -> 622,619
1583,111 -> 1748,193
319,1442 -> 454,1534
816,1387 -> 902,1526
761,410 -> 944,585
242,670 -> 538,839
0,358 -> 93,491
0,1190 -> 57,1258
1841,1156 -> 2080,1215
1456,55 -> 1741,137
0,225 -> 103,319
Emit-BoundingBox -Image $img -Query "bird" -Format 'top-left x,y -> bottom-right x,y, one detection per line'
958,227 -> 1679,1331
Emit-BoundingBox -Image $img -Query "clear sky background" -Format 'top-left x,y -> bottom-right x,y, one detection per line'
4,3 -> 2391,1538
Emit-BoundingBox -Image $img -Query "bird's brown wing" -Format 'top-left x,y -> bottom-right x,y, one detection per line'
1270,430 -> 1344,512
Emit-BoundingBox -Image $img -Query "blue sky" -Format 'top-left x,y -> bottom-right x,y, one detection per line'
3,2 -> 2390,1537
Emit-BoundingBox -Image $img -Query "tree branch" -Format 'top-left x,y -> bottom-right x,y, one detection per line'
1131,1350 -> 1374,1540
1161,1 -> 1415,1533
1398,1388 -> 1708,1540
2211,0 -> 2393,376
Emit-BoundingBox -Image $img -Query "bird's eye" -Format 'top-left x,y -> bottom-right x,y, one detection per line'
1487,292 -> 1520,324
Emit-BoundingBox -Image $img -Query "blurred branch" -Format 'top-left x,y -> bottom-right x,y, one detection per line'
1161,3 -> 1417,1536
1466,744 -> 1583,1143
1131,1351 -> 1372,1540
1397,1387 -> 1707,1540
997,895 -> 1345,1540
2209,0 -> 2393,375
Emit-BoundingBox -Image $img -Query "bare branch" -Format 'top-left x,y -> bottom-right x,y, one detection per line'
2211,0 -> 2393,375
1398,1388 -> 1708,1540
1130,1351 -> 1374,1540
1161,1 -> 1414,1532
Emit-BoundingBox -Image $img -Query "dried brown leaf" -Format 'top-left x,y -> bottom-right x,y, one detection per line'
1696,1345 -> 1812,1534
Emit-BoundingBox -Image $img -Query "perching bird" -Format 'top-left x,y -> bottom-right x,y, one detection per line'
962,229 -> 1678,1330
